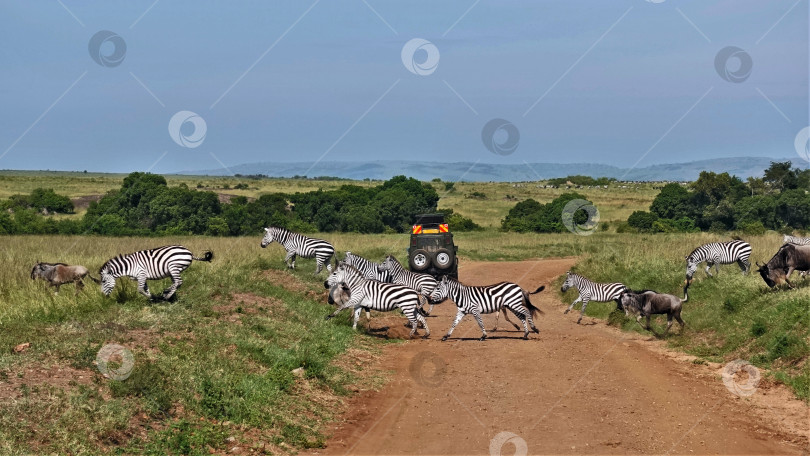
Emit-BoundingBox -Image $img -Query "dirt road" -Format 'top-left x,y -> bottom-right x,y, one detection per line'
308,259 -> 808,455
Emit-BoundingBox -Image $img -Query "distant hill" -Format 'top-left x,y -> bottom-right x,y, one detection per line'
180,157 -> 805,182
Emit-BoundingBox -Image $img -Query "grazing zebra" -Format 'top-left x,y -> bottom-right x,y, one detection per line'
261,227 -> 335,274
99,245 -> 213,300
685,239 -> 752,281
324,262 -> 429,338
784,234 -> 810,245
377,255 -> 439,313
561,272 -> 627,324
429,276 -> 544,341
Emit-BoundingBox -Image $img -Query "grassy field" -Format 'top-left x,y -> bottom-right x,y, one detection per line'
0,173 -> 807,454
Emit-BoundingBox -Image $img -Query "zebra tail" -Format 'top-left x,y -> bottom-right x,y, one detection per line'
87,274 -> 101,284
524,293 -> 544,317
528,285 -> 545,295
193,251 -> 214,262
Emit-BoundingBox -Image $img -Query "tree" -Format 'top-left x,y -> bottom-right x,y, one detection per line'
763,161 -> 797,191
649,183 -> 692,220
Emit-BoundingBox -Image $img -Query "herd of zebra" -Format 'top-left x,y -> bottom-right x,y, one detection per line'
30,227 -> 810,339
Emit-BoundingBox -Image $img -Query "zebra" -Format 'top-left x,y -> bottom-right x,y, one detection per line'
324,262 -> 429,338
685,239 -> 752,281
561,272 -> 627,324
429,275 -> 544,341
261,227 -> 335,274
99,245 -> 213,300
377,255 -> 439,314
783,234 -> 810,245
343,251 -> 392,283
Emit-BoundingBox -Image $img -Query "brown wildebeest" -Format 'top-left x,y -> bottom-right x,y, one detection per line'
757,243 -> 810,288
618,288 -> 687,335
31,262 -> 100,294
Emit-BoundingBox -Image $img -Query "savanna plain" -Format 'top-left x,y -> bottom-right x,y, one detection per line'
0,173 -> 807,455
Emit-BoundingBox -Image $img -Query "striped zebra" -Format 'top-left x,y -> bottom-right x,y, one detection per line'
377,255 -> 439,313
429,276 -> 544,341
343,251 -> 392,283
783,234 -> 810,245
561,272 -> 627,324
261,227 -> 335,274
324,262 -> 429,338
685,239 -> 752,281
99,245 -> 213,300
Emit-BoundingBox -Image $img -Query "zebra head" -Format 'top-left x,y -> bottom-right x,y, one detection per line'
99,265 -> 117,296
561,271 -> 575,292
429,276 -> 451,302
377,255 -> 396,274
685,255 -> 699,280
325,262 -> 349,289
260,227 -> 275,248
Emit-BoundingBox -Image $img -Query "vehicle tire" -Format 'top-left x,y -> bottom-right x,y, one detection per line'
409,249 -> 431,271
433,248 -> 454,269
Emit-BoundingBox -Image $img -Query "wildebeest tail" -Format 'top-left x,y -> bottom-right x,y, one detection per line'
87,274 -> 101,284
193,251 -> 214,262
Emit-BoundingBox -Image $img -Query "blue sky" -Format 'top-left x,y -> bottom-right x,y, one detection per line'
0,0 -> 807,174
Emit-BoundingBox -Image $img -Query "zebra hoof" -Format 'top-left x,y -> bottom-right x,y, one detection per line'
421,334 -> 429,340
324,315 -> 332,321
441,335 -> 449,341
576,318 -> 582,324
532,328 -> 540,334
479,335 -> 487,341
522,335 -> 529,340
563,309 -> 570,314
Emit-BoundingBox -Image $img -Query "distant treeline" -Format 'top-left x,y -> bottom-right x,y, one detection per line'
545,175 -> 616,186
0,173 -> 480,236
625,161 -> 810,234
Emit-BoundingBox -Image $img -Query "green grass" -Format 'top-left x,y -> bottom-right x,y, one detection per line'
559,232 -> 810,400
0,235 -> 394,454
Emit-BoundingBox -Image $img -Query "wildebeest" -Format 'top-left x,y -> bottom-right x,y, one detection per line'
756,243 -> 810,288
618,288 -> 687,335
31,262 -> 100,294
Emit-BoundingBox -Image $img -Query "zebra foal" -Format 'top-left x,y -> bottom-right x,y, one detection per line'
561,272 -> 627,324
324,262 -> 429,338
685,239 -> 751,282
261,226 -> 335,274
429,276 -> 544,341
99,245 -> 213,300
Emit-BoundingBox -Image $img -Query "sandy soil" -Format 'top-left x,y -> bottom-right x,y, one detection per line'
306,258 -> 809,455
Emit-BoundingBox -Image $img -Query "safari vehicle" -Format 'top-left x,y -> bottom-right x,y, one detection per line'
408,213 -> 459,280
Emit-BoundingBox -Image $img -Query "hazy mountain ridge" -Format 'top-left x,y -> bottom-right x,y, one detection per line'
182,157 -> 805,182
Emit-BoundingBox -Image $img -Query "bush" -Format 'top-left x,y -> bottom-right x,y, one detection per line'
502,193 -> 593,233
627,211 -> 658,232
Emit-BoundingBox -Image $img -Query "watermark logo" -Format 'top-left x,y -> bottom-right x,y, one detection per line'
645,0 -> 666,3
489,431 -> 528,456
794,126 -> 810,163
714,46 -> 752,83
168,111 -> 207,148
401,38 -> 440,76
88,30 -> 127,68
96,344 -> 135,381
482,118 -> 520,156
562,199 -> 600,235
408,351 -> 446,387
721,359 -> 760,397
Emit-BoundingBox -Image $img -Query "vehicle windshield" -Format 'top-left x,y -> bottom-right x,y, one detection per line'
416,237 -> 442,248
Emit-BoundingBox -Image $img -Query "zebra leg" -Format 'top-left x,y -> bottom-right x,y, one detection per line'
163,272 -> 183,300
352,307 -> 362,330
577,299 -> 590,324
137,275 -> 153,299
416,312 -> 430,339
284,251 -> 296,269
365,307 -> 372,321
738,259 -> 750,275
471,308 -> 487,341
314,259 -> 323,275
326,296 -> 363,323
441,309 -> 466,341
705,262 -> 713,277
564,296 -> 582,314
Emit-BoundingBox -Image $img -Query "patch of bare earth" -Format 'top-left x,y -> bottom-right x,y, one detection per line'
261,269 -> 325,301
0,364 -> 95,400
